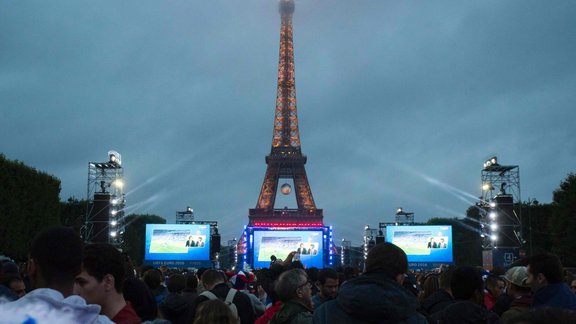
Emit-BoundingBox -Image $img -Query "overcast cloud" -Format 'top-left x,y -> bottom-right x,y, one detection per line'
1,0 -> 575,245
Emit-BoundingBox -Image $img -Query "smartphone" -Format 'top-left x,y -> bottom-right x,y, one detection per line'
293,252 -> 300,261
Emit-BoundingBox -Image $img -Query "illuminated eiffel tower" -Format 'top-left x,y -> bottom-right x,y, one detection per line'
248,0 -> 323,227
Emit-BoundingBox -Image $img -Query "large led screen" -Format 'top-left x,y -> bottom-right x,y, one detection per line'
252,229 -> 324,269
385,225 -> 453,263
145,224 -> 210,266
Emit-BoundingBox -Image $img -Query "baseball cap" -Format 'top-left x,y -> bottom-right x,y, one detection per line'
504,266 -> 529,287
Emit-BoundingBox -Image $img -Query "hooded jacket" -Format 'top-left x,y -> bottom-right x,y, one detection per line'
532,283 -> 576,310
313,272 -> 427,324
0,288 -> 113,324
159,293 -> 193,324
420,289 -> 454,316
428,300 -> 500,324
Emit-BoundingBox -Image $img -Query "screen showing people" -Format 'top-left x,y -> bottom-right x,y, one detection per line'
427,237 -> 448,249
296,243 -> 318,256
252,229 -> 324,269
386,225 -> 453,263
145,224 -> 210,263
185,235 -> 206,248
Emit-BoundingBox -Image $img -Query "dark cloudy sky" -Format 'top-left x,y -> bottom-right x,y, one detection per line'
2,0 -> 575,245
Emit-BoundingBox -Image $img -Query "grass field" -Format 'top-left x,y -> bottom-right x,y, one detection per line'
150,237 -> 188,253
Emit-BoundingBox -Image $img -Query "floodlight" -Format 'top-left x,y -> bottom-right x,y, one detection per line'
108,150 -> 122,166
489,212 -> 497,219
489,201 -> 496,208
482,183 -> 494,191
113,180 -> 124,189
111,209 -> 118,216
110,231 -> 117,237
110,220 -> 117,226
490,223 -> 498,231
490,234 -> 498,241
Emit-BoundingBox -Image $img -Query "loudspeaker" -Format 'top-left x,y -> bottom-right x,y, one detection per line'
90,193 -> 111,243
211,234 -> 221,253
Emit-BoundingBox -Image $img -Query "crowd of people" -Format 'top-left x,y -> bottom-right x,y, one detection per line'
2,226 -> 576,323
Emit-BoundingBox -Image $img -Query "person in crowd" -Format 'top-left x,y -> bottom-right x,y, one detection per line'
571,278 -> 576,294
0,226 -> 112,323
254,268 -> 283,324
420,266 -> 455,317
526,252 -> 576,310
74,243 -> 141,324
501,266 -> 533,323
143,268 -> 169,306
419,273 -> 439,301
403,272 -> 421,297
193,269 -> 255,324
0,261 -> 18,301
159,273 -> 194,324
230,270 -> 266,317
182,271 -> 199,303
429,266 -> 500,324
193,299 -> 238,324
4,275 -> 27,299
270,268 -> 313,324
485,274 -> 507,310
507,307 -> 576,324
122,253 -> 158,321
314,242 -> 427,323
311,268 -> 339,310
306,267 -> 320,297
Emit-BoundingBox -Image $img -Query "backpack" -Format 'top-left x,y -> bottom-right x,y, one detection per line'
200,288 -> 240,324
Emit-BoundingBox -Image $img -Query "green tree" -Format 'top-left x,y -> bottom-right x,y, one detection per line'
60,197 -> 87,233
0,154 -> 61,260
550,173 -> 576,266
123,214 -> 166,266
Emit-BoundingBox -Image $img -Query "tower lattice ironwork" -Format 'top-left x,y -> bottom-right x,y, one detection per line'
249,0 -> 323,226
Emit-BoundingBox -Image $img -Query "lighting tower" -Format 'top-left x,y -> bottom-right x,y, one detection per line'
83,150 -> 125,245
395,207 -> 415,224
176,206 -> 194,224
479,156 -> 522,249
341,239 -> 351,266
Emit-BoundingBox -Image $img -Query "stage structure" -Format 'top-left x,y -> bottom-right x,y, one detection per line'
479,156 -> 523,269
239,0 -> 335,269
176,206 -> 195,224
83,150 -> 125,245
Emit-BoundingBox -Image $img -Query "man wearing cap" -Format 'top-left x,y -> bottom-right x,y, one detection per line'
501,266 -> 533,323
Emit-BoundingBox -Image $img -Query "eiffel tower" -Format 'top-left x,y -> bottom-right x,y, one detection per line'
248,0 -> 323,227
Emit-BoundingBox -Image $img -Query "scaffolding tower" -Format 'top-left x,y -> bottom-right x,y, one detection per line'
480,156 -> 522,249
82,151 -> 125,245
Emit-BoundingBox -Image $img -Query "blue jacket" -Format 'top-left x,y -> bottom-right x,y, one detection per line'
532,283 -> 576,310
313,272 -> 428,324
